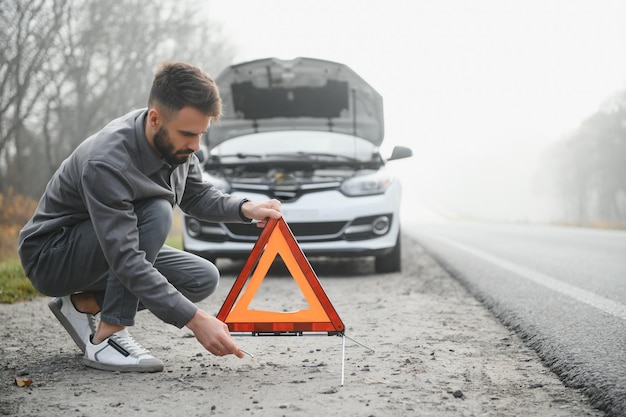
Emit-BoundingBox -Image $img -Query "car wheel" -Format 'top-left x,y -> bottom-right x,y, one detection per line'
374,232 -> 401,273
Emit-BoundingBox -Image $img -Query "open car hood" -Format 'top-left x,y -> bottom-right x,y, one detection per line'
206,57 -> 384,149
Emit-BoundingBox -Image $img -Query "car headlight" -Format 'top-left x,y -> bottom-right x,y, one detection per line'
340,171 -> 394,196
202,172 -> 231,193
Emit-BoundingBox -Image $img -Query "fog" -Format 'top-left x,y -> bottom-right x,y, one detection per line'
204,0 -> 626,225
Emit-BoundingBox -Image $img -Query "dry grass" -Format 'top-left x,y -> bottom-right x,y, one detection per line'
0,189 -> 37,262
0,190 -> 38,302
0,258 -> 40,303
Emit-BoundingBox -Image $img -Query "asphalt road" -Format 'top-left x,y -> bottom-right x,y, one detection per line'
406,222 -> 626,417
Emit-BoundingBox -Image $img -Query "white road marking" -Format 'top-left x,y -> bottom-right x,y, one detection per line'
428,234 -> 626,321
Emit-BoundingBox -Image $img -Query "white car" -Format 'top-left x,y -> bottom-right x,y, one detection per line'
182,57 -> 412,273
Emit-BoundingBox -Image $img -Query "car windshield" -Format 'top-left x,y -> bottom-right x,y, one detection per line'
209,131 -> 378,162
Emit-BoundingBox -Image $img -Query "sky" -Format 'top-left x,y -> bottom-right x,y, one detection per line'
202,0 -> 626,223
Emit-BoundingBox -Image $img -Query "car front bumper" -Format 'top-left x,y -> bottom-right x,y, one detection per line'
182,188 -> 402,261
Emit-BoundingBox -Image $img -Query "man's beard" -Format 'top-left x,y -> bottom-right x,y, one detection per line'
153,126 -> 194,165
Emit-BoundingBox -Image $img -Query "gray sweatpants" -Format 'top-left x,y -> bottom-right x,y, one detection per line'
27,198 -> 219,327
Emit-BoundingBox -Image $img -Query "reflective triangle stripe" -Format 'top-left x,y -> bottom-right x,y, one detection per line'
217,217 -> 344,334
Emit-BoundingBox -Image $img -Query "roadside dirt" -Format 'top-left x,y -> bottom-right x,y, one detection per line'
0,235 -> 602,416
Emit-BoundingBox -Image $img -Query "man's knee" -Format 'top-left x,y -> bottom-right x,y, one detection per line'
185,258 -> 220,303
155,247 -> 220,302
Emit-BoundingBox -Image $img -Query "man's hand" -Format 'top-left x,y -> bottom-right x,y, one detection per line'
241,199 -> 282,227
186,309 -> 244,358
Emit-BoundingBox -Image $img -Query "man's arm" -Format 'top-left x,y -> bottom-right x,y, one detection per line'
178,155 -> 282,223
177,156 -> 245,221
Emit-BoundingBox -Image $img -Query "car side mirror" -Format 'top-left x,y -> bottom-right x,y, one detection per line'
388,146 -> 412,161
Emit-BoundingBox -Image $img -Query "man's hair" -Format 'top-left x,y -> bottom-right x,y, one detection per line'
148,62 -> 222,120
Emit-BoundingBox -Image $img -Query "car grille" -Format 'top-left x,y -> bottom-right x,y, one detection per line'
232,182 -> 341,203
225,221 -> 347,240
185,214 -> 391,243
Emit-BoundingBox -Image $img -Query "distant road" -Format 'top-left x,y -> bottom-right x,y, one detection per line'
406,222 -> 626,417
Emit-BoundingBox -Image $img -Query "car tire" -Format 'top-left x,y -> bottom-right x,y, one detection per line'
374,231 -> 401,273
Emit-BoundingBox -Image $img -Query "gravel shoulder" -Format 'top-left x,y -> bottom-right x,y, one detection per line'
0,235 -> 602,416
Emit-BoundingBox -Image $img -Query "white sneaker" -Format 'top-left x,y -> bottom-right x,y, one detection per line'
48,296 -> 98,353
83,329 -> 164,373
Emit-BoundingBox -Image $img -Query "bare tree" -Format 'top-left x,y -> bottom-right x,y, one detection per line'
0,0 -> 69,192
1,0 -> 235,197
41,0 -> 235,175
542,90 -> 626,227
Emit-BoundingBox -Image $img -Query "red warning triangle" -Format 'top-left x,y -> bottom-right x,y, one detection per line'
216,217 -> 344,334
